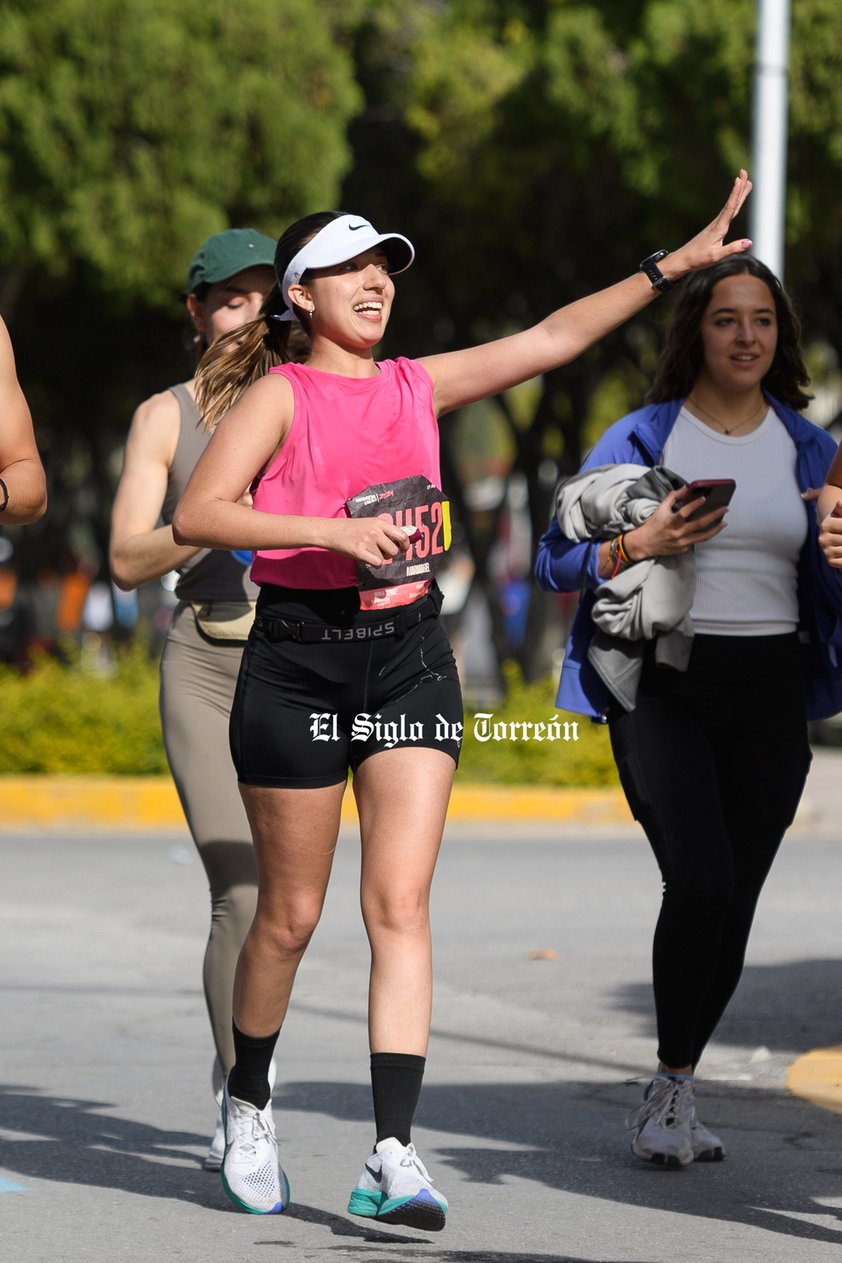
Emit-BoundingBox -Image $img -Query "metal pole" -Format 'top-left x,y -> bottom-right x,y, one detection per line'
750,0 -> 791,279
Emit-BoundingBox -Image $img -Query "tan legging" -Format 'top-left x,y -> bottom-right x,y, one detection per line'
159,602 -> 258,1072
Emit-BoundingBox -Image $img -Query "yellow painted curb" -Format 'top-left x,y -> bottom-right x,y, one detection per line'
787,1046 -> 842,1115
0,776 -> 631,830
443,784 -> 632,825
0,777 -> 185,830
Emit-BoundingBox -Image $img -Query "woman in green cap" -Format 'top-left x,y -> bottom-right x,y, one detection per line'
109,228 -> 276,1169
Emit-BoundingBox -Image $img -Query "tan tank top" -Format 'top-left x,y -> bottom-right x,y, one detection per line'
161,383 -> 259,603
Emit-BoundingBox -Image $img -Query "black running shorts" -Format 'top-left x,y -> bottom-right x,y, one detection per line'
230,585 -> 463,788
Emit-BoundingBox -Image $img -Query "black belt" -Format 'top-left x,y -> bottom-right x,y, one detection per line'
255,586 -> 443,644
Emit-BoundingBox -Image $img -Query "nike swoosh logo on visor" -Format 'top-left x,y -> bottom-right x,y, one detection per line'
348,223 -> 368,231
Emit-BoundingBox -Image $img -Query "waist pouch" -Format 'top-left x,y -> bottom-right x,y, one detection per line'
191,600 -> 256,642
255,585 -> 443,644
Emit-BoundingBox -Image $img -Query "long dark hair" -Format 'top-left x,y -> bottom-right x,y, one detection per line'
646,256 -> 812,410
195,211 -> 344,429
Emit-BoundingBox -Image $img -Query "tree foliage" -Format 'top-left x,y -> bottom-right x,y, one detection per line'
0,0 -> 361,306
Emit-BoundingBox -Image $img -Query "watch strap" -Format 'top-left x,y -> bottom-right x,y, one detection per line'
639,250 -> 675,292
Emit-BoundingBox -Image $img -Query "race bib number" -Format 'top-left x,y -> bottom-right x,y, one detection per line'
346,476 -> 452,589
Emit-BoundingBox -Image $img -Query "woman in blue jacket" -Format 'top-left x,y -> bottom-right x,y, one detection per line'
536,256 -> 842,1168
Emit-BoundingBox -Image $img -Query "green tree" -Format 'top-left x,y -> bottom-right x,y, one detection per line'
0,0 -> 360,308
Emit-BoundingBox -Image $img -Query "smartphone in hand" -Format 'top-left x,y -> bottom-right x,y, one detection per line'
675,478 -> 736,523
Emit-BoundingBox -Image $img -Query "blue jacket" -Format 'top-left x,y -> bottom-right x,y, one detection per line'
535,398 -> 842,720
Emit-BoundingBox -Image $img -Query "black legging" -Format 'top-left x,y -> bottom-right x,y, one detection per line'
608,632 -> 811,1069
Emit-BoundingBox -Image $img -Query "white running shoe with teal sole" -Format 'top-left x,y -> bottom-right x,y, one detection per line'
221,1082 -> 289,1214
348,1137 -> 447,1231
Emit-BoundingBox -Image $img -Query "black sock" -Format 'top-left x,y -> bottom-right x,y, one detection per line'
371,1052 -> 426,1147
226,1022 -> 280,1109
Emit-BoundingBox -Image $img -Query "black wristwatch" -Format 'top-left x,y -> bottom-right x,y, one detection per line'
638,250 -> 675,292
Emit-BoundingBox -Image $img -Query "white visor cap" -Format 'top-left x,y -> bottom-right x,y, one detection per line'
279,215 -> 415,319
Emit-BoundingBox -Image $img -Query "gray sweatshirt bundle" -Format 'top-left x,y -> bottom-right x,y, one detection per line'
555,464 -> 696,711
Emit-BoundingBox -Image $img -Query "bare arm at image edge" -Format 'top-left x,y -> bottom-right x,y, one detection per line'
0,318 -> 47,524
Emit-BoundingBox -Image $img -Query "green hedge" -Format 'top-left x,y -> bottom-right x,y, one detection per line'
0,648 -> 618,786
0,643 -> 168,775
458,662 -> 619,787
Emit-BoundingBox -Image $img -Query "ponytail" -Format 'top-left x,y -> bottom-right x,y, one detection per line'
196,287 -> 310,430
196,209 -> 346,429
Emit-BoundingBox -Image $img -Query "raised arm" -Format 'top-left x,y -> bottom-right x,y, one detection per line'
0,317 -> 47,524
173,374 -> 414,570
421,171 -> 752,417
109,389 -> 203,590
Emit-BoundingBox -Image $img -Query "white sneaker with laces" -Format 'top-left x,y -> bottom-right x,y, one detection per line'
220,1080 -> 289,1213
627,1076 -> 694,1168
348,1137 -> 447,1231
205,1056 -> 278,1172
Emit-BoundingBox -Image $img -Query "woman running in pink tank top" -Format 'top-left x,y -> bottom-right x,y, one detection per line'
174,176 -> 753,1229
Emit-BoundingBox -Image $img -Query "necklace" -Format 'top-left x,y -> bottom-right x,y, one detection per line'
686,394 -> 767,436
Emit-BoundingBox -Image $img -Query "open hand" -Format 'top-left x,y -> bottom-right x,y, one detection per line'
666,170 -> 753,279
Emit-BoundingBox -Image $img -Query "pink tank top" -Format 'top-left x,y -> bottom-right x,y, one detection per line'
250,358 -> 441,591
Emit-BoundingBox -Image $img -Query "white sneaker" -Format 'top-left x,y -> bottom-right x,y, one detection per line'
205,1056 -> 277,1172
690,1108 -> 725,1162
627,1077 -> 694,1168
220,1081 -> 289,1214
348,1137 -> 447,1232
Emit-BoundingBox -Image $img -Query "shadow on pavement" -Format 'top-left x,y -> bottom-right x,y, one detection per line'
0,1086 -> 225,1208
0,1084 -> 655,1262
275,1201 -> 640,1261
4,964 -> 842,1250
3,1074 -> 840,1250
612,957 -> 842,1055
275,1077 -> 842,1249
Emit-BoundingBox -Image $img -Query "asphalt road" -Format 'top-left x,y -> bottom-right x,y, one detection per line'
2,824 -> 842,1263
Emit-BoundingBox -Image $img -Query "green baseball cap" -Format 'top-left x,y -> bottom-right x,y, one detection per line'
187,228 -> 277,293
